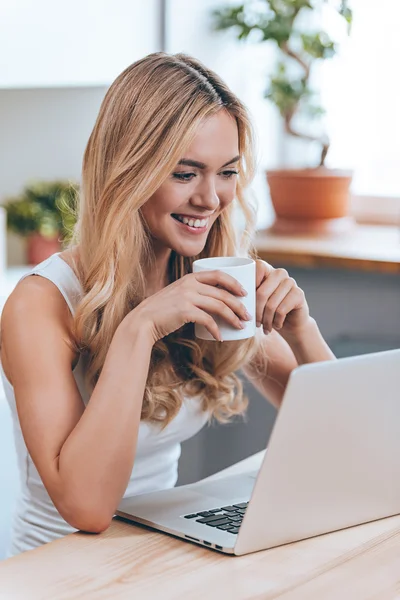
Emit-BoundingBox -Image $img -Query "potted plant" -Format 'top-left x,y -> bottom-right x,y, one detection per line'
3,180 -> 77,265
213,0 -> 353,233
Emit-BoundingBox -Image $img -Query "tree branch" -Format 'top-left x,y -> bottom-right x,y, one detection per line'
284,115 -> 330,167
280,41 -> 310,80
280,35 -> 329,165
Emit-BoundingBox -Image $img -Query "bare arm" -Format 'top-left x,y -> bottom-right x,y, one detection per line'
279,317 -> 336,365
1,276 -> 154,533
243,319 -> 335,408
0,267 -> 252,532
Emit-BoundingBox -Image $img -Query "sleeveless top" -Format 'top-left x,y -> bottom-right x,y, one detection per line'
0,253 -> 210,557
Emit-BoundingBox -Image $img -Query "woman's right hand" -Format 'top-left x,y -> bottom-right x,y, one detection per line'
129,270 -> 252,343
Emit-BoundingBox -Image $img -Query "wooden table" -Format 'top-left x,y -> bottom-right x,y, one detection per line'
1,451 -> 400,599
255,224 -> 400,274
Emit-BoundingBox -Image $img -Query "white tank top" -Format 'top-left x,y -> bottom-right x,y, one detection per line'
0,253 -> 210,557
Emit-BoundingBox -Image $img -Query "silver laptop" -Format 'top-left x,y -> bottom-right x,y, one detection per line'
116,348 -> 400,556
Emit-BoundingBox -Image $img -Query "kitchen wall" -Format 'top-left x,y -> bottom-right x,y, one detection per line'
1,0 -> 279,266
0,86 -> 108,264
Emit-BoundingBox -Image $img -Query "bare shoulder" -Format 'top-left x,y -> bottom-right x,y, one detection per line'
3,273 -> 73,324
0,274 -> 77,384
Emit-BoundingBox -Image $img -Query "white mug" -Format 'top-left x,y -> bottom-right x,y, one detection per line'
192,256 -> 256,342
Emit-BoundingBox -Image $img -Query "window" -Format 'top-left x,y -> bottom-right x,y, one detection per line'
321,0 -> 400,223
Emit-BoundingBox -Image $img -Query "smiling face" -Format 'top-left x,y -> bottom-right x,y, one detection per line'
140,109 -> 240,261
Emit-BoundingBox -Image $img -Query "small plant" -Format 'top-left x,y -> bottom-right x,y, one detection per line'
3,180 -> 78,243
213,0 -> 352,166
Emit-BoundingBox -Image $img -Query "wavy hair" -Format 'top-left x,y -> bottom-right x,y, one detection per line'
67,52 -> 266,428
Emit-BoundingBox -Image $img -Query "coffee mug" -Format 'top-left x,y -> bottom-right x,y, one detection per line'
192,256 -> 256,341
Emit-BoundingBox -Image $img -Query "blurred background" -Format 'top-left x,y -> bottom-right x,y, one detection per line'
0,0 -> 399,558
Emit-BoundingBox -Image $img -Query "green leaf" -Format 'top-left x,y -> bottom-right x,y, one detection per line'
259,16 -> 292,44
265,69 -> 311,116
301,32 -> 336,59
3,180 -> 78,240
339,4 -> 353,34
302,103 -> 326,118
212,0 -> 351,153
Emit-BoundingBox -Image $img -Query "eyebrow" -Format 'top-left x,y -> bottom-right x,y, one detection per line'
177,155 -> 240,169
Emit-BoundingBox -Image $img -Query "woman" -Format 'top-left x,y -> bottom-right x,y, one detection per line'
0,52 -> 334,556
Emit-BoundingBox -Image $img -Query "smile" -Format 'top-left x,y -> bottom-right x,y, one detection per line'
172,214 -> 209,228
171,214 -> 210,234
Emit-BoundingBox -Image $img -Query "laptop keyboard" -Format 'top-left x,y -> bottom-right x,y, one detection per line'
183,502 -> 249,535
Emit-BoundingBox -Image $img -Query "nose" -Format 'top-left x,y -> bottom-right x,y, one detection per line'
190,178 -> 220,212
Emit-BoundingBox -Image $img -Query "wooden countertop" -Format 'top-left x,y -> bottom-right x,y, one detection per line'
1,451 -> 400,599
254,224 -> 400,274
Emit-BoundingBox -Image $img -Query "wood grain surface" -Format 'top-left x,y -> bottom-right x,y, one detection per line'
255,224 -> 400,274
1,451 -> 400,599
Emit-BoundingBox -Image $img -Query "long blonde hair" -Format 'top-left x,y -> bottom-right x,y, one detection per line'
68,52 -> 265,428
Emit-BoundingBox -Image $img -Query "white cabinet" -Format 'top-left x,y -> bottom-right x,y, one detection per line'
0,0 -> 161,88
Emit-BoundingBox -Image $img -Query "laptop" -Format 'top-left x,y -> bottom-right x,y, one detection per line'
116,348 -> 400,555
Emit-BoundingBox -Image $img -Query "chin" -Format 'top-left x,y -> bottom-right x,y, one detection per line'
169,239 -> 208,257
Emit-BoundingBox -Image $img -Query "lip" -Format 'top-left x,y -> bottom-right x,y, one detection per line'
172,215 -> 209,235
172,213 -> 214,219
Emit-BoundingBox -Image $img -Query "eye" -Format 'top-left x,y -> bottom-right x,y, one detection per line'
172,172 -> 196,182
220,170 -> 239,179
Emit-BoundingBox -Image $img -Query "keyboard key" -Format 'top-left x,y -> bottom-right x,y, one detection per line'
184,514 -> 198,519
208,509 -> 222,514
217,523 -> 233,531
227,527 -> 240,534
220,505 -> 237,512
196,514 -> 227,524
197,511 -> 214,517
233,502 -> 248,509
205,518 -> 232,528
228,515 -> 242,522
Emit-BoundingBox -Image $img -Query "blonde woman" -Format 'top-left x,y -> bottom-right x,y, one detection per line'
0,53 -> 334,556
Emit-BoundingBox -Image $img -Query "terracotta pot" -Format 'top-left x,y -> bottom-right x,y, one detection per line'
266,168 -> 353,233
27,233 -> 61,265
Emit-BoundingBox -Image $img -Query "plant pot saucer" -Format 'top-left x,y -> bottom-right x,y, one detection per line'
266,215 -> 356,237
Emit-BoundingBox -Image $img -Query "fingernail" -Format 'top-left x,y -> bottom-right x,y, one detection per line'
240,287 -> 248,296
256,321 -> 261,327
245,310 -> 252,320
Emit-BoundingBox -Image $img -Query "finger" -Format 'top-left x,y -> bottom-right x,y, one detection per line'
196,295 -> 246,330
256,259 -> 274,288
197,282 -> 251,322
255,269 -> 291,325
272,287 -> 306,330
194,270 -> 246,298
190,306 -> 222,342
261,279 -> 294,332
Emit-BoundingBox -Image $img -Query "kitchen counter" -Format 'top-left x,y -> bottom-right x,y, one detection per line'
255,224 -> 400,274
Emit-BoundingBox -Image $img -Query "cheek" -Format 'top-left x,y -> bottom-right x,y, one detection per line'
217,180 -> 237,208
141,186 -> 180,222
156,182 -> 189,214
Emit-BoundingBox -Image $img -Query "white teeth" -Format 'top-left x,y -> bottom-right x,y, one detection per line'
175,215 -> 208,228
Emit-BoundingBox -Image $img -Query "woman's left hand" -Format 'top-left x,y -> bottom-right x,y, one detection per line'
255,259 -> 311,337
